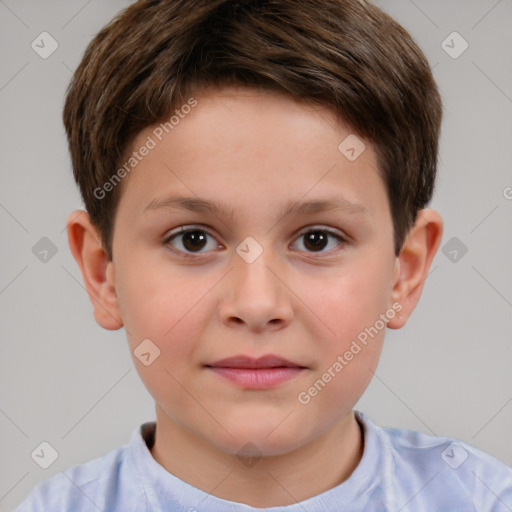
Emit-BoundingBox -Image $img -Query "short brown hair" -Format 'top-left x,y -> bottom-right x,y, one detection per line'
63,0 -> 442,259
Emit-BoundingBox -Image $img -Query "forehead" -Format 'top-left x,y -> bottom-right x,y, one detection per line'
116,86 -> 389,226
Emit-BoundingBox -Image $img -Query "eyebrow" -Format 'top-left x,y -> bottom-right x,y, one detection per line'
143,195 -> 368,219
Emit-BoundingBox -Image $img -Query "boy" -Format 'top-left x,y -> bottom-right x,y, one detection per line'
16,0 -> 512,510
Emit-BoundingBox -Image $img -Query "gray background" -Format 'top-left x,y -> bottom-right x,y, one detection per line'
1,0 -> 511,509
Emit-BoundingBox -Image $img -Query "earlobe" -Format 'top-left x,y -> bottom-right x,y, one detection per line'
66,210 -> 123,330
387,209 -> 443,329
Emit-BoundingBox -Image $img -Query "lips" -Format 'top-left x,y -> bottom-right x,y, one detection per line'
206,354 -> 305,369
205,355 -> 307,389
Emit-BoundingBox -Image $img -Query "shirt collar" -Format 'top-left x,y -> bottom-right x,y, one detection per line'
127,411 -> 393,510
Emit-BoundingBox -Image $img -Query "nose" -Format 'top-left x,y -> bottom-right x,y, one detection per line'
219,248 -> 294,333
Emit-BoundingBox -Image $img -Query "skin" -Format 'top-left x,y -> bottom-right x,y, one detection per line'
67,86 -> 443,507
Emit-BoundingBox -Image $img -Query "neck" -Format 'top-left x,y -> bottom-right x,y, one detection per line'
150,409 -> 364,508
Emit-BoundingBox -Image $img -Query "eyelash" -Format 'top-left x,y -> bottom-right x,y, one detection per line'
163,225 -> 348,258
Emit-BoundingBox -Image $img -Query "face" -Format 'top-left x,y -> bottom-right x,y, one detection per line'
109,87 -> 400,456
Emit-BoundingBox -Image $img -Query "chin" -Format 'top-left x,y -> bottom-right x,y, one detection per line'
207,417 -> 315,458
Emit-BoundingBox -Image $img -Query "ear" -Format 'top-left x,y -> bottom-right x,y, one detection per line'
387,209 -> 443,329
66,210 -> 123,330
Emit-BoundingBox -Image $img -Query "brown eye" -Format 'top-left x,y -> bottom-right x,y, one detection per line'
166,227 -> 219,255
292,228 -> 345,253
303,231 -> 329,251
181,230 -> 208,251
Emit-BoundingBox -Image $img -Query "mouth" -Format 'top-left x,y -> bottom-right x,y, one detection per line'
204,355 -> 307,389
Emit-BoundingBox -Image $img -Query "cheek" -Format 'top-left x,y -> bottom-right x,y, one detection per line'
115,261 -> 222,397
313,255 -> 392,402
119,273 -> 213,412
116,252 -> 211,340
301,256 -> 393,348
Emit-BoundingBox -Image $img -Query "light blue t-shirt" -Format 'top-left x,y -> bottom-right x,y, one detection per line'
15,411 -> 512,511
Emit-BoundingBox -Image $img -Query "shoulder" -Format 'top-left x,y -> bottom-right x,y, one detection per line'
14,430 -> 146,512
358,412 -> 512,511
